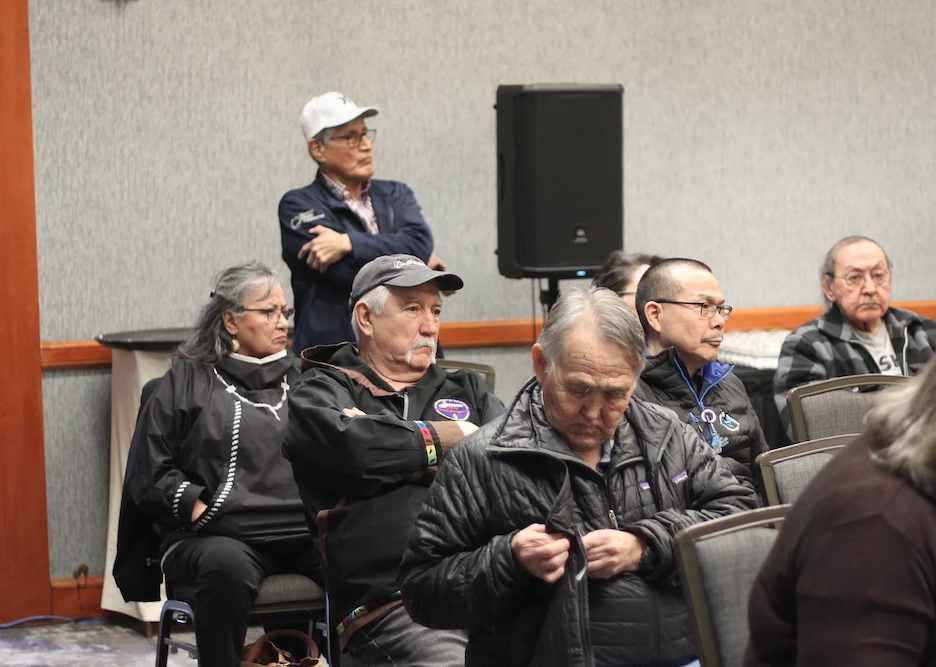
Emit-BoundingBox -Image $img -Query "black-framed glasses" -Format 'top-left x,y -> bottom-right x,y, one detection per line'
653,299 -> 733,320
831,269 -> 890,289
331,128 -> 376,148
239,307 -> 294,323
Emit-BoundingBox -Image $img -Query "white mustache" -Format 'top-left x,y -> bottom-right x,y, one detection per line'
405,336 -> 437,364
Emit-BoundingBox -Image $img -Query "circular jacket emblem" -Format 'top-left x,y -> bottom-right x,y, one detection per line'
434,398 -> 471,421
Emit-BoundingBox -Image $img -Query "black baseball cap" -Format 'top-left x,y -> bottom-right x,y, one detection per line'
349,254 -> 464,309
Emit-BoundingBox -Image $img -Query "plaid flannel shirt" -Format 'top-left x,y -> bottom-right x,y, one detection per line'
773,305 -> 936,440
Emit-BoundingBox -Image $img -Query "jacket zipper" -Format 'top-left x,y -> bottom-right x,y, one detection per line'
402,391 -> 409,419
901,325 -> 910,374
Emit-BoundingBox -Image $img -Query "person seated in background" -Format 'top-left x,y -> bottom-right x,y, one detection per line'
746,356 -> 936,667
283,254 -> 506,667
634,259 -> 768,494
773,236 -> 936,440
399,287 -> 756,667
115,262 -> 319,667
279,91 -> 445,352
592,249 -> 666,312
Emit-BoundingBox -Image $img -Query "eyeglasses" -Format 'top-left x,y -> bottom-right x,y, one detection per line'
239,307 -> 294,323
653,300 -> 733,320
831,269 -> 890,289
331,128 -> 377,148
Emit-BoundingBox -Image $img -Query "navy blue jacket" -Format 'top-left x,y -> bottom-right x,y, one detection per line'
279,170 -> 434,352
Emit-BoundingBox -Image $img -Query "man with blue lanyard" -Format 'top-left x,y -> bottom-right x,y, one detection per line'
633,258 -> 768,495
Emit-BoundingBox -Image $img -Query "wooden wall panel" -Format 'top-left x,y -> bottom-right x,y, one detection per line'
0,0 -> 52,622
39,300 -> 936,370
50,576 -> 105,621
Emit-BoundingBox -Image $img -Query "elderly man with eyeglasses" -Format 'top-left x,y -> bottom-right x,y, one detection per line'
279,91 -> 445,352
633,258 -> 769,495
773,236 -> 936,442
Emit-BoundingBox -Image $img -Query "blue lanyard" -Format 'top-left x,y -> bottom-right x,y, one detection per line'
675,359 -> 727,452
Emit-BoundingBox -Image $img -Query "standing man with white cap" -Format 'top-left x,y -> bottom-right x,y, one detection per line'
279,91 -> 444,353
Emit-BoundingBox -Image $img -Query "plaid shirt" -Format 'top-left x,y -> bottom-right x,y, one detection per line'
321,172 -> 379,235
773,305 -> 936,440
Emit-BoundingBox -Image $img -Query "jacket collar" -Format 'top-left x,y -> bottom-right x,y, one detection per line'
299,341 -> 447,398
215,349 -> 297,390
314,169 -> 390,233
818,304 -> 917,343
489,379 -> 680,466
642,348 -> 733,398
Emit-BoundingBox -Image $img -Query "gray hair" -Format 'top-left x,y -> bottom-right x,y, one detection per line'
537,287 -> 646,377
175,262 -> 278,365
868,357 -> 936,489
820,236 -> 893,304
350,284 -> 392,342
313,127 -> 336,146
634,258 -> 713,334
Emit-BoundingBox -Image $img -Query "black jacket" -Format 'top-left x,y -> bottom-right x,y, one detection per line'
634,349 -> 768,495
279,172 -> 434,351
283,343 -> 506,636
114,352 -> 309,602
400,381 -> 757,667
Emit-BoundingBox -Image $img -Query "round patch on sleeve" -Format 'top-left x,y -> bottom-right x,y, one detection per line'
434,398 -> 471,421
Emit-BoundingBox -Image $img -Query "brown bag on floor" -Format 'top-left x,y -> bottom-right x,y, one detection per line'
241,629 -> 327,667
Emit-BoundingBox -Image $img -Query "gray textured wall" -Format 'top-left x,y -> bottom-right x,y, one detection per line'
32,0 -> 936,576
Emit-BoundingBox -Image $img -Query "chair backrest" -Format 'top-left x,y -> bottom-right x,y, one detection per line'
787,373 -> 909,442
675,505 -> 789,667
435,359 -> 496,391
755,435 -> 852,506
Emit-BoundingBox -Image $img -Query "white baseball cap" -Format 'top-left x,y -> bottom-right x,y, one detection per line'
300,92 -> 379,143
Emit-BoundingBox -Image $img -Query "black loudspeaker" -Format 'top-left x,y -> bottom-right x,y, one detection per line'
496,84 -> 624,279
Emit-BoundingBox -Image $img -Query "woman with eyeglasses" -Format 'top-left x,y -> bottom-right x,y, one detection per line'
117,261 -> 318,667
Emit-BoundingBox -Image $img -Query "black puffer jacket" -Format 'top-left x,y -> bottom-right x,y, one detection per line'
635,349 -> 768,495
400,380 -> 757,667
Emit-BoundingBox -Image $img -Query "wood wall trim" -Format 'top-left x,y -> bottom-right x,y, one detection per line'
50,576 -> 105,620
41,300 -> 936,370
0,0 -> 52,623
41,339 -> 113,369
440,318 -> 544,348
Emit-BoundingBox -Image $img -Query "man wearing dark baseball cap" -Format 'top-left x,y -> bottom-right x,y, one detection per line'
278,92 -> 446,353
284,254 -> 504,667
348,254 -> 463,309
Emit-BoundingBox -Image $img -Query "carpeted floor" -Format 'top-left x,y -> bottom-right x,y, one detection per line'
0,619 -> 266,667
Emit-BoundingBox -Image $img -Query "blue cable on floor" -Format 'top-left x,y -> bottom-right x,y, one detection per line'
0,615 -> 107,629
0,615 -> 75,628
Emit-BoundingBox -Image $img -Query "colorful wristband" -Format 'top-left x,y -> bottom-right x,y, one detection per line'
415,420 -> 438,465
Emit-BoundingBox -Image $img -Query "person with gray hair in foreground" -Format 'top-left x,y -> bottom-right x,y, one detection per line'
399,287 -> 756,667
283,254 -> 505,667
747,355 -> 936,666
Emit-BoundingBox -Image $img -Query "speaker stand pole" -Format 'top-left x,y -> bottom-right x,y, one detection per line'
539,278 -> 561,315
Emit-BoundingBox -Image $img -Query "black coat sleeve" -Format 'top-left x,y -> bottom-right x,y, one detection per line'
399,436 -> 539,630
124,361 -> 207,527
